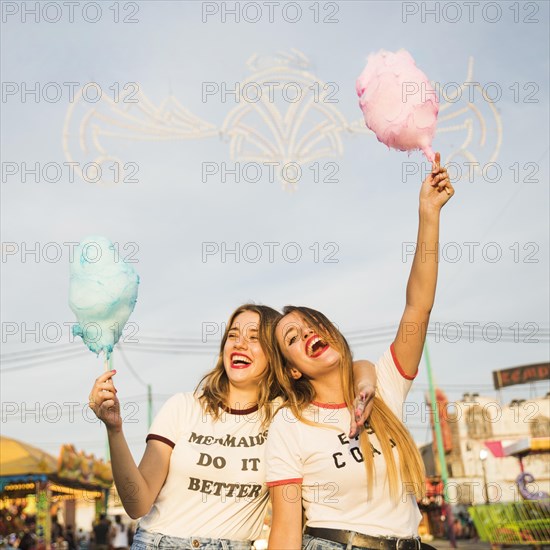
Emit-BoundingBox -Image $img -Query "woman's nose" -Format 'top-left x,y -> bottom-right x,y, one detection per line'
233,336 -> 247,349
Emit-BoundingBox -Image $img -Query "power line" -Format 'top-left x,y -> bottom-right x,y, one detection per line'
3,322 -> 547,361
1,351 -> 87,372
117,347 -> 149,387
1,343 -> 77,359
2,323 -> 547,373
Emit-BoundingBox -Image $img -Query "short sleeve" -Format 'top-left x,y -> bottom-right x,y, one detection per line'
265,408 -> 304,487
145,392 -> 187,448
375,345 -> 415,416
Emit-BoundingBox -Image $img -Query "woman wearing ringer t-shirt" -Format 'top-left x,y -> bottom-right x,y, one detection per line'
266,154 -> 454,550
88,303 -> 377,550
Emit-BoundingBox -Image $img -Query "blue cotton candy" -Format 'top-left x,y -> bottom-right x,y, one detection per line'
69,236 -> 139,358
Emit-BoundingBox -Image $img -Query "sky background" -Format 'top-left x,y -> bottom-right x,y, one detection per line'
1,0 -> 549,462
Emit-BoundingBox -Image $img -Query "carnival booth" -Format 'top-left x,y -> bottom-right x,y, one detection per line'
0,436 -> 112,548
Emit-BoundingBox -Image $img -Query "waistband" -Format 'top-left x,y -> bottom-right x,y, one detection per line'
304,527 -> 421,550
132,528 -> 252,550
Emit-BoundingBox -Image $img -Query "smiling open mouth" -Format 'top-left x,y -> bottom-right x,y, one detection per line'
231,353 -> 252,368
306,335 -> 329,358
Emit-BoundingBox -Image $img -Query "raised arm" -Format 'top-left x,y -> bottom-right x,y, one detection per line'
89,370 -> 171,519
393,152 -> 454,377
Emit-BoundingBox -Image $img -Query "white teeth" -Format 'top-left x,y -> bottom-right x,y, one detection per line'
232,354 -> 251,364
307,336 -> 321,355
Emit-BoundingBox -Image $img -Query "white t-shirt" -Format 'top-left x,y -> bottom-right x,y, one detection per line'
138,392 -> 269,540
266,345 -> 422,538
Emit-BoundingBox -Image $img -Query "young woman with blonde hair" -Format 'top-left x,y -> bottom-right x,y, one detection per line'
89,304 -> 376,550
267,153 -> 454,550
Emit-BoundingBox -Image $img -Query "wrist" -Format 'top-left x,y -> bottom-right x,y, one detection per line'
419,204 -> 441,220
107,425 -> 123,436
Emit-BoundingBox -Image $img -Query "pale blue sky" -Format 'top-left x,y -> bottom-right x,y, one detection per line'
1,1 -> 549,460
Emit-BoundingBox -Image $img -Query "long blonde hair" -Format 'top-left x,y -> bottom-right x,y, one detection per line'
194,304 -> 283,429
273,305 -> 425,500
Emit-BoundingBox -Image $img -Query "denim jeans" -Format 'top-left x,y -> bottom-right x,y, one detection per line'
302,534 -> 437,550
131,528 -> 253,550
302,534 -> 352,550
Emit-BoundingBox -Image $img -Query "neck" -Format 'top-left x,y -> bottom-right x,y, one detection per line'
228,385 -> 259,410
309,369 -> 345,405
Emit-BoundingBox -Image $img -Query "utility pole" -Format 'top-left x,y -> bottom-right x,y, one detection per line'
424,342 -> 449,490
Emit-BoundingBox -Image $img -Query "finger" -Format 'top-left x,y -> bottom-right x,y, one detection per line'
97,382 -> 118,392
436,177 -> 450,189
349,394 -> 367,437
95,370 -> 117,385
431,168 -> 447,182
432,173 -> 446,186
436,178 -> 453,195
98,390 -> 117,400
90,393 -> 117,410
355,395 -> 367,418
349,416 -> 359,439
356,395 -> 375,426
431,152 -> 441,173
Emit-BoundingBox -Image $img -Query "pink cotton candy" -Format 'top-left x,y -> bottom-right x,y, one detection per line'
356,49 -> 438,161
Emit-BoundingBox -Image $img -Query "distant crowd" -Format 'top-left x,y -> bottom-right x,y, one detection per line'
0,509 -> 134,550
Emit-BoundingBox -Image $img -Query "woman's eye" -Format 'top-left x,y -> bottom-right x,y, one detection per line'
227,333 -> 236,339
288,335 -> 297,345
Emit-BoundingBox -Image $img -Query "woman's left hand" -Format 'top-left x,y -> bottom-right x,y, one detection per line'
349,360 -> 377,438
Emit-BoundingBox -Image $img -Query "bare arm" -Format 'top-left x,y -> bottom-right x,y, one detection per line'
89,370 -> 171,519
268,485 -> 303,550
393,152 -> 454,376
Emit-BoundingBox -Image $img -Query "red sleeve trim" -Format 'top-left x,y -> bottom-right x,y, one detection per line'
266,478 -> 303,487
146,434 -> 175,449
390,343 -> 417,381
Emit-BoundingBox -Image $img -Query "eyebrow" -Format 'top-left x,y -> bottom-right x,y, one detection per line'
282,325 -> 297,341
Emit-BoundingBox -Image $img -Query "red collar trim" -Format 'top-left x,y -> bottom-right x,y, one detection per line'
311,401 -> 347,409
221,404 -> 259,415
